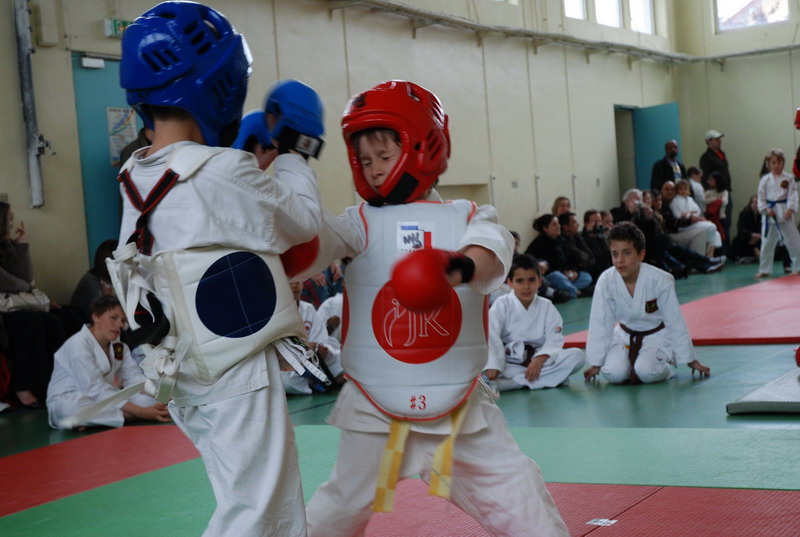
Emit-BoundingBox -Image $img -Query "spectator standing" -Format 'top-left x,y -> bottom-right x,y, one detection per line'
700,130 -> 734,249
651,139 -> 686,192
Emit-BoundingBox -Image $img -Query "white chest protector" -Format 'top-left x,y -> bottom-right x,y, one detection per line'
108,145 -> 305,396
342,201 -> 488,421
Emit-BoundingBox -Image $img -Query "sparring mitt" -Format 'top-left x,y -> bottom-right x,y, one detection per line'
281,236 -> 320,278
389,249 -> 474,313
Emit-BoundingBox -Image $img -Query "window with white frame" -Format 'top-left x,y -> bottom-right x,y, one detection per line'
716,0 -> 789,31
630,0 -> 654,34
565,0 -> 587,19
596,0 -> 622,27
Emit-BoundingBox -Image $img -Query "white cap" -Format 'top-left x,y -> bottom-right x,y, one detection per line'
705,129 -> 724,141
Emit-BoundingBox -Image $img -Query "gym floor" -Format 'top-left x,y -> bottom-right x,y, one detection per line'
1,262 -> 798,536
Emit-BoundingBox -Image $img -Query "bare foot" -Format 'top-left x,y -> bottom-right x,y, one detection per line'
754,273 -> 769,279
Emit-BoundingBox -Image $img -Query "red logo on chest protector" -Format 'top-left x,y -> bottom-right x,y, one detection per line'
371,283 -> 462,364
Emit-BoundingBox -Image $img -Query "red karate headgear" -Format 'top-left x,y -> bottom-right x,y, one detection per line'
341,80 -> 450,205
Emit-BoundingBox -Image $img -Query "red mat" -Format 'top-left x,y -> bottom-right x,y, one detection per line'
0,425 -> 197,516
564,276 -> 800,348
365,479 -> 800,537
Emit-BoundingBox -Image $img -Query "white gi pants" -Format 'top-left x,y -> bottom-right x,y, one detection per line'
600,326 -> 675,384
759,215 -> 800,274
281,371 -> 313,395
669,221 -> 719,255
306,397 -> 569,537
169,352 -> 306,537
502,348 -> 585,390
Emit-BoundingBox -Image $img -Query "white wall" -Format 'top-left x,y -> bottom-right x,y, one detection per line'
8,0 -> 790,300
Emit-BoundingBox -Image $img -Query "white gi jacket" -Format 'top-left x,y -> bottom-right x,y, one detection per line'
670,194 -> 702,218
298,300 -> 316,332
758,171 -> 799,218
586,263 -> 696,367
485,292 -> 566,372
117,142 -> 321,406
47,326 -> 149,428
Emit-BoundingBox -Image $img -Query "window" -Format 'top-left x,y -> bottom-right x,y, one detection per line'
565,0 -> 586,20
630,0 -> 654,34
716,0 -> 789,31
596,0 -> 622,27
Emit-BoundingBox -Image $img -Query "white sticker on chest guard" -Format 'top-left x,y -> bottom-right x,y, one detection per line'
397,222 -> 435,254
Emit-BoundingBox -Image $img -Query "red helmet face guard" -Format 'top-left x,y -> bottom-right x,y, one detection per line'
342,81 -> 450,205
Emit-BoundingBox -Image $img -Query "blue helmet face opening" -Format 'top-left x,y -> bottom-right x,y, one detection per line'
121,2 -> 252,147
263,79 -> 325,142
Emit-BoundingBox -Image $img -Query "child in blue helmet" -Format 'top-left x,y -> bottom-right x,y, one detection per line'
117,3 -> 322,536
297,80 -> 568,537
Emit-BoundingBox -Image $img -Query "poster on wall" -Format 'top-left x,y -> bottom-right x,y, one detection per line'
107,107 -> 138,167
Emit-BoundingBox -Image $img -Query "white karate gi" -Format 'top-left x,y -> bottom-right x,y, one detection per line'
281,300 -> 318,395
690,180 -> 706,212
757,171 -> 800,274
303,190 -> 568,537
670,194 -> 702,219
586,263 -> 696,384
486,292 -> 584,390
307,292 -> 343,378
47,325 -> 155,429
118,142 -> 321,537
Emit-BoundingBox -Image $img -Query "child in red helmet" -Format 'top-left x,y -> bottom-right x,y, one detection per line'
300,80 -> 568,537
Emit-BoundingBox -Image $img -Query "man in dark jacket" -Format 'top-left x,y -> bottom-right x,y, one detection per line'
651,139 -> 686,192
699,129 -> 733,250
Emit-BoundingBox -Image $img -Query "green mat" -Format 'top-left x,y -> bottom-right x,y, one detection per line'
2,425 -> 797,537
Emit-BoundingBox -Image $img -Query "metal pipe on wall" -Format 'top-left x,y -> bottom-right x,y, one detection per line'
14,0 -> 45,208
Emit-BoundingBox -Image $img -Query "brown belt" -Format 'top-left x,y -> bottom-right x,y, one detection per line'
620,322 -> 665,384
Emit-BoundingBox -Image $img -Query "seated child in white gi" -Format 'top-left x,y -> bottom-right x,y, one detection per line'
303,80 -> 568,537
670,179 -> 703,219
280,281 -> 319,395
47,296 -> 169,429
307,291 -> 345,386
584,222 -> 710,384
484,253 -> 585,391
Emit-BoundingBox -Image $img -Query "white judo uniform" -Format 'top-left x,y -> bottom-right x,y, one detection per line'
46,325 -> 155,429
586,263 -> 696,384
303,190 -> 568,537
307,292 -> 343,378
670,195 -> 722,251
757,171 -> 800,274
486,292 -> 585,391
281,300 -> 318,395
118,142 -> 321,537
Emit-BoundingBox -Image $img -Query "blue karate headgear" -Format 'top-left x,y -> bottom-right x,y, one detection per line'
264,79 -> 325,142
120,1 -> 252,147
232,110 -> 271,151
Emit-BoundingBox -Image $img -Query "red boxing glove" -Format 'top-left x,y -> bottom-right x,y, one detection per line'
389,249 -> 475,313
281,236 -> 320,278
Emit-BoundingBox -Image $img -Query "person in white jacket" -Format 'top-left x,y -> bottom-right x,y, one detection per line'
756,148 -> 800,277
302,80 -> 568,537
116,4 -> 323,536
484,254 -> 584,391
46,296 -> 169,429
584,223 -> 710,384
